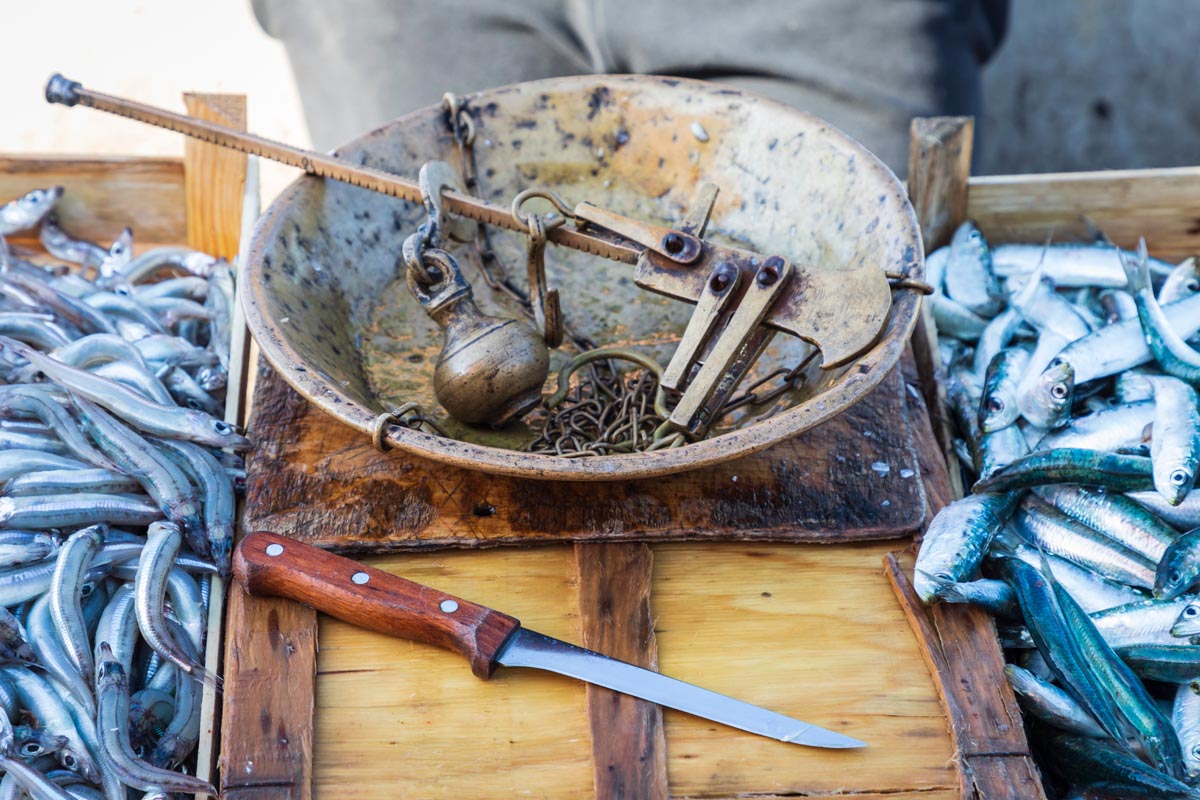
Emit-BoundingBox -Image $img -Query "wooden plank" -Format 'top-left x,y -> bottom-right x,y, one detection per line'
656,542 -> 957,798
221,357 -> 317,800
183,94 -> 247,257
907,116 -> 974,502
243,363 -> 926,552
969,166 -> 1200,263
908,117 -> 975,254
0,155 -> 186,244
575,543 -> 667,800
310,541 -> 958,798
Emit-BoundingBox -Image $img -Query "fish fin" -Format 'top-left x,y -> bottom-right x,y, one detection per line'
1080,215 -> 1114,246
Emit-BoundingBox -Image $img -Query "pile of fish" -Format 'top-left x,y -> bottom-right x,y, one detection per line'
0,186 -> 248,799
915,222 -> 1200,799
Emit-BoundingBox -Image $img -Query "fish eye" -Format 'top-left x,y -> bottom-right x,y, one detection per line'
1188,280 -> 1200,292
1171,570 -> 1183,584
63,752 -> 78,770
987,398 -> 1004,412
212,420 -> 232,435
1050,384 -> 1068,400
1172,469 -> 1191,486
1187,606 -> 1199,618
187,399 -> 204,410
20,742 -> 42,756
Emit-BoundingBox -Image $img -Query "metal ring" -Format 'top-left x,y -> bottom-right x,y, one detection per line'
511,188 -> 574,228
402,232 -> 441,287
545,347 -> 671,419
372,402 -> 421,452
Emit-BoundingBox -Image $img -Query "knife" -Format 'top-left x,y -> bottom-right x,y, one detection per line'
233,531 -> 866,749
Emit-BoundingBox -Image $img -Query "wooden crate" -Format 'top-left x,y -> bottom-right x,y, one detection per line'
0,92 -> 251,795
889,117 -> 1200,800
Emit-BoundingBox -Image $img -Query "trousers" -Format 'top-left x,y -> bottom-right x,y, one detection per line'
253,0 -> 1007,173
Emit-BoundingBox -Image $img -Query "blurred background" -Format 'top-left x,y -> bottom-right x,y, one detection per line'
1,0 -> 1197,201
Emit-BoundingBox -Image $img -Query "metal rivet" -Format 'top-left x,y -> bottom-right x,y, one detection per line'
440,600 -> 459,613
351,572 -> 370,585
265,543 -> 284,557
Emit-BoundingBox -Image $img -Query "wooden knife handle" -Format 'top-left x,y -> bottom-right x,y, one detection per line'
233,531 -> 521,678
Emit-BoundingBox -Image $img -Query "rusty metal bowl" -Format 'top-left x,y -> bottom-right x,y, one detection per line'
243,74 -> 922,480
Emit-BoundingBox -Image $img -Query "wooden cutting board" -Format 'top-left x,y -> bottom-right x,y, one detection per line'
244,360 -> 926,551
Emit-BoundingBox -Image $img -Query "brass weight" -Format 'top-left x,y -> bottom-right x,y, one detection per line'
406,247 -> 549,427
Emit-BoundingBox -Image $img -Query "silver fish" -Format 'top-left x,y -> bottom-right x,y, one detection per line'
0,188 -> 62,236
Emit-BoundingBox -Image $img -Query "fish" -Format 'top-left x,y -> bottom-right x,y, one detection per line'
943,222 -> 1005,317
980,348 -> 1030,432
0,188 -> 62,236
1157,530 -> 1200,600
1125,239 -> 1200,386
912,493 -> 1018,603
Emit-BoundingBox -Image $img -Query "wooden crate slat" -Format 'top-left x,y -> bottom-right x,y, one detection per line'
0,155 -> 186,244
969,165 -> 1200,262
575,542 -> 668,799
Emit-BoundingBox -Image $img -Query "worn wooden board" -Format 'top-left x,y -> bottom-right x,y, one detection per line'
243,360 -> 926,551
310,541 -> 958,799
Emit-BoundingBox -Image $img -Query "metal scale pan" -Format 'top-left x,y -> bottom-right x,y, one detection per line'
242,74 -> 923,480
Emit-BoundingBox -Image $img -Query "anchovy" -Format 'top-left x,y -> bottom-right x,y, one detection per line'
931,294 -> 989,340
94,643 -> 216,795
73,398 -> 205,550
132,277 -> 208,302
49,526 -> 105,681
1090,598 -> 1196,648
1174,680 -> 1200,781
149,624 -> 202,768
913,493 -> 1018,603
0,313 -> 74,351
1013,495 -> 1157,590
96,227 -> 133,286
978,423 -> 1030,482
1037,485 -> 1179,564
82,292 -> 167,336
92,360 -> 176,406
1158,530 -> 1200,600
975,448 -> 1155,495
1052,578 -> 1187,778
1115,644 -> 1200,684
120,247 -> 221,283
1130,491 -> 1200,531
6,468 -> 142,497
1043,733 -> 1196,800
0,666 -> 99,781
155,438 -> 235,573
12,724 -> 69,762
38,214 -> 107,269
135,522 -> 204,677
92,583 -> 138,677
1143,376 -> 1200,505
0,531 -> 59,568
0,270 -> 117,336
147,296 -> 211,327
161,366 -> 222,416
0,493 -> 161,531
980,348 -> 1030,433
26,593 -> 95,715
1037,401 -> 1154,452
1004,663 -> 1106,737
943,222 -> 1004,317
0,385 -> 118,470
1160,257 -> 1200,306
1054,290 -> 1200,387
0,337 -> 249,448
1125,240 -> 1200,385
0,188 -> 62,235
131,334 -> 219,369
992,242 -> 1177,286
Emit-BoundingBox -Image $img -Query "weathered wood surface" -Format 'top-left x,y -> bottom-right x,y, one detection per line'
244,360 -> 926,552
885,347 -> 1045,800
312,542 -> 958,799
575,543 -> 668,800
907,116 -> 974,501
969,166 -> 1200,262
0,155 -> 186,245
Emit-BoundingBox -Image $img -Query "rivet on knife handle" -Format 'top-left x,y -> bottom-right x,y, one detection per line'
234,531 -> 520,678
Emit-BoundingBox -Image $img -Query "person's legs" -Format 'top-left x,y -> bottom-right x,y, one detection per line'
254,0 -> 591,150
571,0 -> 1003,172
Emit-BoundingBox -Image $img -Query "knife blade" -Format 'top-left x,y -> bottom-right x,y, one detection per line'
233,531 -> 866,749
